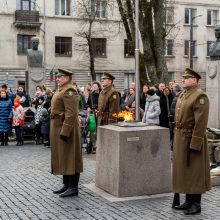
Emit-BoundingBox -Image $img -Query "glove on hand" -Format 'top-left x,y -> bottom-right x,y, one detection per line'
60,135 -> 68,142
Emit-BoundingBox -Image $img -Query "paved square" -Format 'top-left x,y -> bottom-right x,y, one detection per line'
0,143 -> 219,219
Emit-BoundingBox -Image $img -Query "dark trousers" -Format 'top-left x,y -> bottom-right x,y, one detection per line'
35,124 -> 42,141
14,126 -> 23,141
63,173 -> 80,188
186,194 -> 201,204
0,132 -> 9,143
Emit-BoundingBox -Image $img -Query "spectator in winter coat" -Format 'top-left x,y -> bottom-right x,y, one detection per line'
0,90 -> 13,146
12,98 -> 24,146
35,96 -> 45,144
15,86 -> 30,107
39,108 -> 50,147
142,89 -> 161,125
87,81 -> 101,111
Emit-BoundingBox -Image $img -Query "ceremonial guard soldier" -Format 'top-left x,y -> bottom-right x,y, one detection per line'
50,68 -> 83,198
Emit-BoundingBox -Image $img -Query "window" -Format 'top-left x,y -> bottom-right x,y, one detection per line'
16,0 -> 36,11
91,0 -> 107,18
207,41 -> 215,56
166,7 -> 174,24
17,34 -> 35,55
165,39 -> 174,56
184,40 -> 196,57
124,73 -> 135,90
91,38 -> 107,57
168,72 -> 174,81
55,37 -> 72,57
185,8 -> 197,25
55,0 -> 70,16
207,10 -> 218,26
124,39 -> 134,57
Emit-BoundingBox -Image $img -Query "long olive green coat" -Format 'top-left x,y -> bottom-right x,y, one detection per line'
97,85 -> 120,126
50,83 -> 83,175
172,87 -> 211,194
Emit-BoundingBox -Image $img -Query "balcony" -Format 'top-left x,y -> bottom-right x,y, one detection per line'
13,10 -> 42,28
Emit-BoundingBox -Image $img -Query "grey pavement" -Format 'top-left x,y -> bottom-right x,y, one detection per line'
0,143 -> 220,220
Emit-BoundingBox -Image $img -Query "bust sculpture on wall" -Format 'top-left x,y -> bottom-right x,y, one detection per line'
27,37 -> 43,68
209,25 -> 220,61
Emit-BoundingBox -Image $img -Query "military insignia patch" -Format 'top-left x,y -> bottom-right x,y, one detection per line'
199,98 -> 205,105
113,95 -> 117,99
68,91 -> 73,96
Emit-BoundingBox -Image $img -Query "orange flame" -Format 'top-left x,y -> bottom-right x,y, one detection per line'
112,111 -> 134,122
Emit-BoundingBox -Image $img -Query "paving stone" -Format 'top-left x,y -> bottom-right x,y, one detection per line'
0,144 -> 219,219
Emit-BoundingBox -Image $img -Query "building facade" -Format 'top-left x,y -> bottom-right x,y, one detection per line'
166,0 -> 219,88
0,0 -> 219,93
0,0 -> 135,93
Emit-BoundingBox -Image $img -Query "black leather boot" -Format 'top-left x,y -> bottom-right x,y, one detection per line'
184,194 -> 201,215
1,142 -> 4,146
59,174 -> 80,198
174,194 -> 192,210
53,185 -> 68,194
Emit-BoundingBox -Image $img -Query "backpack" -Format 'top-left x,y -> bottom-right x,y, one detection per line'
85,113 -> 96,132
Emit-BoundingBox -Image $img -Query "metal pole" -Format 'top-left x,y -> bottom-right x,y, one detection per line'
135,0 -> 140,121
43,0 -> 46,67
190,16 -> 193,69
190,14 -> 202,69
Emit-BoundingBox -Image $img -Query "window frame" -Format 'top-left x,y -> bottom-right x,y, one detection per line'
185,8 -> 197,25
91,38 -> 107,58
166,7 -> 174,24
55,0 -> 70,16
184,40 -> 196,57
91,0 -> 107,19
165,39 -> 174,56
124,39 -> 134,58
16,0 -> 36,11
17,34 -> 36,55
55,36 -> 72,57
207,10 -> 218,26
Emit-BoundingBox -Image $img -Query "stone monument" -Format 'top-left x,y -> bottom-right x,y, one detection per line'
27,37 -> 45,98
95,125 -> 171,197
207,25 -> 220,128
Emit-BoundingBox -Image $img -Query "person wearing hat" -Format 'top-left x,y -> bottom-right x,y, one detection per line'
172,68 -> 210,215
97,72 -> 120,127
50,68 -> 83,198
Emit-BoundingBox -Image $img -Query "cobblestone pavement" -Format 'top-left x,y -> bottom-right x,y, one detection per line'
0,143 -> 220,220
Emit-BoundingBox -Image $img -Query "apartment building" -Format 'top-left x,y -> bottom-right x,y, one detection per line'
0,0 -> 135,92
0,0 -> 219,92
165,0 -> 219,88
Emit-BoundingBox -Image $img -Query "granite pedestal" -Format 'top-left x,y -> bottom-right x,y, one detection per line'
95,125 -> 171,197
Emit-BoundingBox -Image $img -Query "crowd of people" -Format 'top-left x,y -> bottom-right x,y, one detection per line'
0,75 -> 182,149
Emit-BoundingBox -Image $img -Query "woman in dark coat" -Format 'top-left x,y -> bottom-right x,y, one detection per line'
0,90 -> 13,146
87,81 -> 101,154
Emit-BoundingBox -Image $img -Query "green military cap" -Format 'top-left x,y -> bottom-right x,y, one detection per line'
56,68 -> 73,77
101,72 -> 115,80
182,68 -> 201,80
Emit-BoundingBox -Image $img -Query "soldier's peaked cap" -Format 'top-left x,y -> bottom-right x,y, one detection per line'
57,68 -> 73,76
182,68 -> 201,80
101,72 -> 115,80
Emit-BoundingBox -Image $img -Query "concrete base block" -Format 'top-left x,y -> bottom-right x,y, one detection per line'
95,125 -> 171,197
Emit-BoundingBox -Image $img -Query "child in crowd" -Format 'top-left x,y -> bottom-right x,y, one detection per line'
35,96 -> 45,144
12,98 -> 24,146
39,108 -> 50,147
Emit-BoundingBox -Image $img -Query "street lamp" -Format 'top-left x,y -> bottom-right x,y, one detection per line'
135,0 -> 140,121
190,14 -> 202,69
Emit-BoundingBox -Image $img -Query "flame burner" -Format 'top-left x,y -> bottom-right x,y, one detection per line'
114,120 -> 147,127
112,111 -> 147,127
